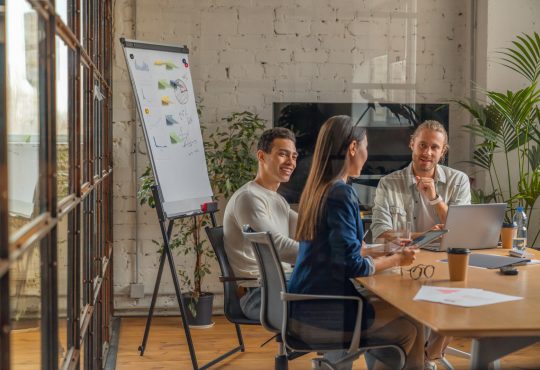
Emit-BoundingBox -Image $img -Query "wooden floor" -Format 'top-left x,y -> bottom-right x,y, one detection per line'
115,316 -> 540,370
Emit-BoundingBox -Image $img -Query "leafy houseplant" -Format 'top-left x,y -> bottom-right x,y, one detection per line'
457,32 -> 540,246
138,111 -> 265,323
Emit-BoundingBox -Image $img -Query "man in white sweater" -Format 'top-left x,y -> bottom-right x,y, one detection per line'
223,127 -> 299,320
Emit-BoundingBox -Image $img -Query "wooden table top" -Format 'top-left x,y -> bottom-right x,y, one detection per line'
356,248 -> 540,338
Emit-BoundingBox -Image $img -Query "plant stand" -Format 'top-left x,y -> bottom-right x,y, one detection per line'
138,186 -> 238,370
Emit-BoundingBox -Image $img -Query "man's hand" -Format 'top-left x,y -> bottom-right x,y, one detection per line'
430,223 -> 444,231
415,176 -> 437,201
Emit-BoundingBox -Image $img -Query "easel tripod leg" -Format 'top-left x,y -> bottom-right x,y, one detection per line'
138,246 -> 167,355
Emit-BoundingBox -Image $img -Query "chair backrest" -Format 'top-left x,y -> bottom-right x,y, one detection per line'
205,226 -> 252,323
242,225 -> 287,334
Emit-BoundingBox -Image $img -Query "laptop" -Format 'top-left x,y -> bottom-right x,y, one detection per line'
422,203 -> 507,251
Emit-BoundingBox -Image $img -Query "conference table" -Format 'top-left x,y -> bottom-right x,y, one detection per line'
355,247 -> 540,369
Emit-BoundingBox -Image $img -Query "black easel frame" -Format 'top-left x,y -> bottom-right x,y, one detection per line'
138,186 -> 246,370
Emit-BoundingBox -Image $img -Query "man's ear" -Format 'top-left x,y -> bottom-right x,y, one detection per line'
440,145 -> 449,161
256,149 -> 266,163
409,138 -> 414,151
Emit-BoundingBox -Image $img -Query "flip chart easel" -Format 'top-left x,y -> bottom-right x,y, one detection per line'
121,38 -> 241,370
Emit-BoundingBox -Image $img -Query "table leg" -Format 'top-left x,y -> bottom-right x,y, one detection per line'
470,337 -> 540,369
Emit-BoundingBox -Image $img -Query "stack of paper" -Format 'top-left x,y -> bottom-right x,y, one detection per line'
414,286 -> 522,307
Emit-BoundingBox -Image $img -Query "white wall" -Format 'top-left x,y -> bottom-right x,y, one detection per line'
112,0 -> 478,314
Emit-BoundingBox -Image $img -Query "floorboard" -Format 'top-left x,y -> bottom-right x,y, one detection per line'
114,316 -> 540,370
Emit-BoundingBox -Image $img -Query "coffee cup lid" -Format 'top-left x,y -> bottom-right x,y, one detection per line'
447,248 -> 471,254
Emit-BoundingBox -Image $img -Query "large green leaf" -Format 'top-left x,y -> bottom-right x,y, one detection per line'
498,32 -> 540,83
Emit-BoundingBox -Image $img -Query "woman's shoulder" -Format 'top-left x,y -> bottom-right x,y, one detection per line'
327,181 -> 358,202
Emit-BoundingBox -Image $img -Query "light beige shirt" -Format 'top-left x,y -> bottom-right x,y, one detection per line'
223,181 -> 299,287
371,163 -> 471,240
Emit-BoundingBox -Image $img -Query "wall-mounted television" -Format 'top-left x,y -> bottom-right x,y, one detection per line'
273,102 -> 449,208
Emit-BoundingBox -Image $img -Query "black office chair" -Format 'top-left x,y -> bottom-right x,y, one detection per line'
205,226 -> 260,356
242,225 -> 406,370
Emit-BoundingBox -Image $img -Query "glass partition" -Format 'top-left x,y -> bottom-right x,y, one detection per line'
57,216 -> 69,367
10,243 -> 41,370
6,1 -> 40,237
56,36 -> 70,200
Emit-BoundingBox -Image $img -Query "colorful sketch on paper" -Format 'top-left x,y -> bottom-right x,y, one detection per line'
161,96 -> 171,105
165,115 -> 178,126
158,79 -> 169,89
135,60 -> 149,71
170,79 -> 189,104
153,136 -> 168,148
170,132 -> 183,144
154,60 -> 179,70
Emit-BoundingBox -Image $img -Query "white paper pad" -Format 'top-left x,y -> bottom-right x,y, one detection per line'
414,286 -> 522,307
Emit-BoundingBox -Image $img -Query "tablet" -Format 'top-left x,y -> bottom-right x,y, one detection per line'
404,229 -> 448,248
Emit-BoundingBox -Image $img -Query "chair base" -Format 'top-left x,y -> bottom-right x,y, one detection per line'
275,354 -> 288,370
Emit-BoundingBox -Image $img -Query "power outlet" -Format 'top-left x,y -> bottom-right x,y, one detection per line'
130,283 -> 145,299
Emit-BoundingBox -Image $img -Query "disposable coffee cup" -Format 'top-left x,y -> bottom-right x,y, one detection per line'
500,222 -> 517,249
447,248 -> 471,281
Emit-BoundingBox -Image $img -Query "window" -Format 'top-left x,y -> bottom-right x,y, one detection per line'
0,1 -> 113,370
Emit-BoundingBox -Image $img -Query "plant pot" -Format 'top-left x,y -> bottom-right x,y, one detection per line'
181,292 -> 214,328
500,223 -> 517,249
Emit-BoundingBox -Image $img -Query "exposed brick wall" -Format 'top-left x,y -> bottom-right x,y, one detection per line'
112,0 -> 475,314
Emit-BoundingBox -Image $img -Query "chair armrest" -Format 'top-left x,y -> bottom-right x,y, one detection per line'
219,276 -> 258,282
281,292 -> 362,302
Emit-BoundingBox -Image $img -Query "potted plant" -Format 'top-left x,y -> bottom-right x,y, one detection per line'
138,110 -> 265,326
456,31 -> 540,247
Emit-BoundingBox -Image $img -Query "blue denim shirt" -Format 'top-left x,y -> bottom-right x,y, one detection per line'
288,180 -> 375,332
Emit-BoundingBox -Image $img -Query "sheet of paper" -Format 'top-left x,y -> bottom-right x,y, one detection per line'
414,285 -> 522,307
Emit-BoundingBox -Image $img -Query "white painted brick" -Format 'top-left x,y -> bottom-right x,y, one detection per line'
271,35 -> 303,50
274,79 -> 311,92
202,92 -> 238,110
280,63 -> 320,79
347,19 -> 371,36
238,80 -> 274,91
255,49 -> 293,64
228,34 -> 269,50
327,50 -> 365,64
238,7 -> 274,35
228,63 -> 265,80
237,92 -> 266,109
318,64 -> 354,79
274,21 -> 311,36
199,64 -> 228,80
300,37 -> 322,50
311,19 -> 347,36
262,64 -> 283,79
195,49 -> 220,65
199,33 -> 229,50
219,49 -> 255,64
201,8 -> 238,35
312,79 -> 346,92
320,36 -> 354,51
294,50 -> 328,63
205,80 -> 237,93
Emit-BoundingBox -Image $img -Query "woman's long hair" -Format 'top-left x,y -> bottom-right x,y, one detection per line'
295,115 -> 366,241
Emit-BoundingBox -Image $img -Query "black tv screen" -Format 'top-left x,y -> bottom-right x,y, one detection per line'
273,102 -> 449,207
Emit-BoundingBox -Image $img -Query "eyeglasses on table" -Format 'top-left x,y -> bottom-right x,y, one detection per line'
400,264 -> 435,280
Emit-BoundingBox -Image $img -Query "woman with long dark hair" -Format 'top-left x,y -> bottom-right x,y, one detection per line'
288,115 -> 424,369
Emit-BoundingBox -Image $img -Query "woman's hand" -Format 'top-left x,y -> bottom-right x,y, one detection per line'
398,247 -> 418,266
